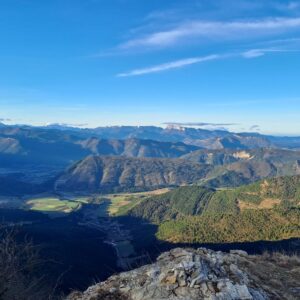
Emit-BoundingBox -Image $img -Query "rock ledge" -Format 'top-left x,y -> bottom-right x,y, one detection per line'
67,247 -> 273,300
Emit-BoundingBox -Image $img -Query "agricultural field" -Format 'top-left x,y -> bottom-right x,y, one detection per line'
25,189 -> 170,216
98,188 -> 171,216
26,197 -> 84,214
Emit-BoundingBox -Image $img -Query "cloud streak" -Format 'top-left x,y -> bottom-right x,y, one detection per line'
249,125 -> 260,131
164,122 -> 239,127
120,17 -> 300,50
117,54 -> 221,77
45,122 -> 88,128
242,48 -> 295,58
117,46 -> 299,77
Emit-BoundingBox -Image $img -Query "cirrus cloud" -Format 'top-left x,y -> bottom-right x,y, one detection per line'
120,17 -> 300,50
117,46 -> 299,77
117,54 -> 221,77
163,122 -> 239,127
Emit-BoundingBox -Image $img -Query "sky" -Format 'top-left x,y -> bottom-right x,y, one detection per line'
0,0 -> 300,135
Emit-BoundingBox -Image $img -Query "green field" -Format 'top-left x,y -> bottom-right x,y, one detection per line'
97,188 -> 171,216
26,189 -> 170,216
26,197 -> 83,213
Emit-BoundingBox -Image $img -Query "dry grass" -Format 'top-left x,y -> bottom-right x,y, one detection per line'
261,180 -> 270,193
238,251 -> 300,300
233,151 -> 253,159
238,198 -> 281,210
103,188 -> 171,216
259,198 -> 281,208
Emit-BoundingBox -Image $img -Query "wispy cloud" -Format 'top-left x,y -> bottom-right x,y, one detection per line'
120,17 -> 300,50
117,54 -> 221,77
242,48 -> 294,58
117,47 -> 298,77
249,125 -> 260,131
163,122 -> 239,127
276,1 -> 300,11
253,37 -> 300,47
163,121 -> 240,132
45,122 -> 88,128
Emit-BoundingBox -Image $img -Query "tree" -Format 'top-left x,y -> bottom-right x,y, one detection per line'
0,226 -> 58,300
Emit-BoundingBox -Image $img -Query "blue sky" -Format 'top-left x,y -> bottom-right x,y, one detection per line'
0,0 -> 300,135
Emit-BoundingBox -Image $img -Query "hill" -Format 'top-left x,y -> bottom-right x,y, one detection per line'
0,126 -> 201,184
54,156 -> 212,193
183,148 -> 300,166
130,175 -> 300,222
53,149 -> 300,194
129,186 -> 215,223
183,148 -> 300,188
129,176 -> 300,243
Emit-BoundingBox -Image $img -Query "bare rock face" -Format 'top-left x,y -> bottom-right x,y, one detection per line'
67,248 -> 269,300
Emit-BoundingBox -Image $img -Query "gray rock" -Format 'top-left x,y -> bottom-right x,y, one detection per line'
230,250 -> 248,257
66,248 -> 268,300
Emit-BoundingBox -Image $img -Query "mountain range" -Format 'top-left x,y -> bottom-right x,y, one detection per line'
51,148 -> 300,194
2,124 -> 300,195
0,125 -> 210,164
1,123 -> 300,153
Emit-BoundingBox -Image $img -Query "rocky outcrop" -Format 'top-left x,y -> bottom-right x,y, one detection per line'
67,248 -> 276,300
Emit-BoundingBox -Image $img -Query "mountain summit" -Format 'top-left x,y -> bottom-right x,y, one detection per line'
67,247 -> 300,300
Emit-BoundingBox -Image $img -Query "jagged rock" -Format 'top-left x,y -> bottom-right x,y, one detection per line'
67,248 -> 271,300
230,250 -> 248,257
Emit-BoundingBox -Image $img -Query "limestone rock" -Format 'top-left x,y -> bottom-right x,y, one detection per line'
230,250 -> 248,257
67,247 -> 272,300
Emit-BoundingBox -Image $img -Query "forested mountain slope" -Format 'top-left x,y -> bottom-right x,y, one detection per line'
130,176 -> 300,243
53,149 -> 300,194
54,156 -> 212,193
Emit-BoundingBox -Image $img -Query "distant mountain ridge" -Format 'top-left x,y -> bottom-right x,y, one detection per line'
2,124 -> 300,195
184,148 -> 300,188
0,126 -> 200,167
1,124 -> 300,170
1,123 -> 300,149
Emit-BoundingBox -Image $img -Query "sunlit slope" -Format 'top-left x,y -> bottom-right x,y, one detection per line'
129,176 -> 300,243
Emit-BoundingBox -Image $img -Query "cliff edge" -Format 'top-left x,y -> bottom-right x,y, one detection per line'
67,247 -> 300,300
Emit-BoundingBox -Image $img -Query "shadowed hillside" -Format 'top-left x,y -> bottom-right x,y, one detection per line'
54,156 -> 212,193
